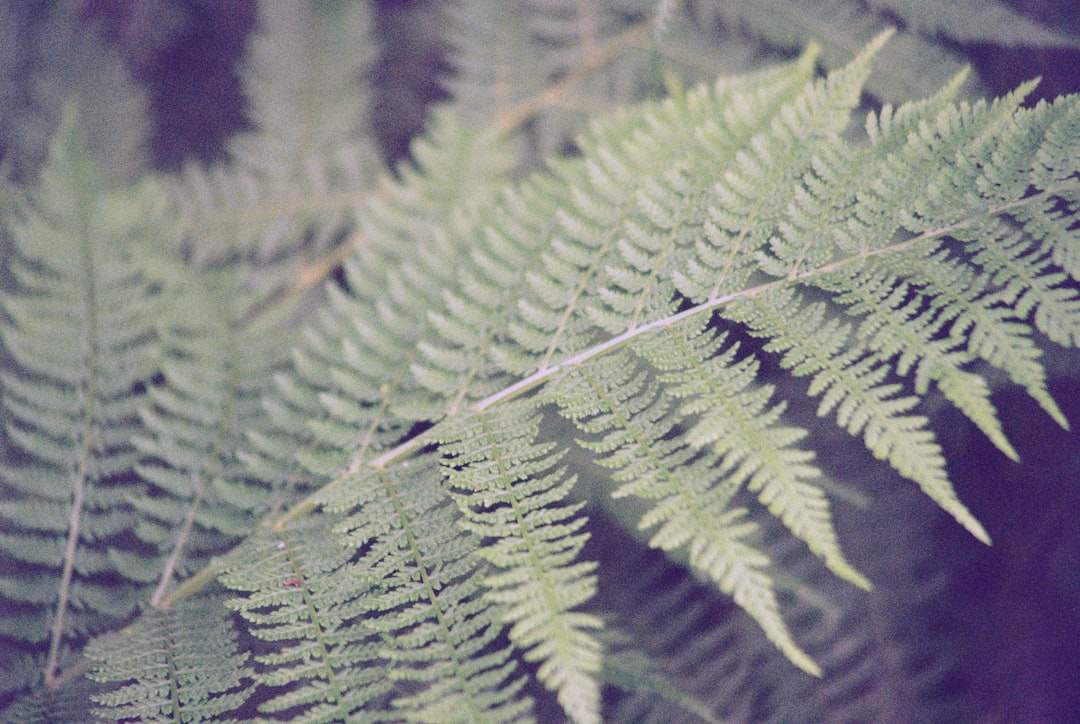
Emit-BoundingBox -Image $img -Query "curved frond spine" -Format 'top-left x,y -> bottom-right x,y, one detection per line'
87,597 -> 251,722
678,32 -> 889,302
411,48 -> 830,417
500,46 -> 827,375
2,19 -> 1078,722
437,402 -> 602,724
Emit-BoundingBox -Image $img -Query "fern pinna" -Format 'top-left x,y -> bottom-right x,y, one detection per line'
1,5 -> 1079,722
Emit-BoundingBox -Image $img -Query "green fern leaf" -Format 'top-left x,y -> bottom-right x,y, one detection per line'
726,287 -> 990,544
697,0 -> 995,101
0,2 -> 149,183
598,626 -> 724,724
0,107 -> 158,688
444,0 -> 661,160
414,47 -> 822,406
87,597 -> 251,722
636,319 -> 869,591
219,517 -> 392,721
130,260 -> 289,606
437,401 -> 603,724
168,0 -> 381,283
319,455 -> 532,723
247,107 -> 517,498
868,0 -> 1080,48
4,8 -> 1079,720
549,347 -> 821,676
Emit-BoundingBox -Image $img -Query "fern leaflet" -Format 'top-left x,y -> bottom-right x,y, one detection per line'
437,401 -> 603,724
87,597 -> 251,722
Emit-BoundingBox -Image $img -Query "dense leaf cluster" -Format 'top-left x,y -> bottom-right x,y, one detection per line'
1,1 -> 1078,721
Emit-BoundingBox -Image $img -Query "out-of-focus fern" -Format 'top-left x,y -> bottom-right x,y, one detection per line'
167,0 -> 382,292
1,2 -> 1079,722
0,0 -> 150,184
689,0 -> 1078,102
866,0 -> 1080,48
129,259 -> 291,606
0,107 -> 158,696
445,0 -> 670,163
600,483 -> 970,722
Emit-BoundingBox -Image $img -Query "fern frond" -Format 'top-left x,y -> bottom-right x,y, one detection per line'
550,347 -> 819,676
169,146 -> 376,274
1,672 -> 97,724
219,516 -> 393,721
1008,199 -> 1080,347
409,48 -> 832,412
249,108 -> 516,498
600,485 -> 968,721
437,401 -> 603,724
168,0 -> 382,276
677,31 -> 891,301
697,0 -> 982,101
725,287 -> 989,543
130,259 -> 289,605
241,449 -> 530,721
817,88 -> 1079,425
636,320 -> 869,589
319,454 -> 531,723
87,597 -> 251,722
229,0 -> 375,170
595,525 -> 770,721
443,0 -> 658,158
0,108 -> 158,687
4,11 -> 1079,720
598,625 -> 723,724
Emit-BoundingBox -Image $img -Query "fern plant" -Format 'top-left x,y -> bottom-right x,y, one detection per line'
1,1 -> 1079,721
